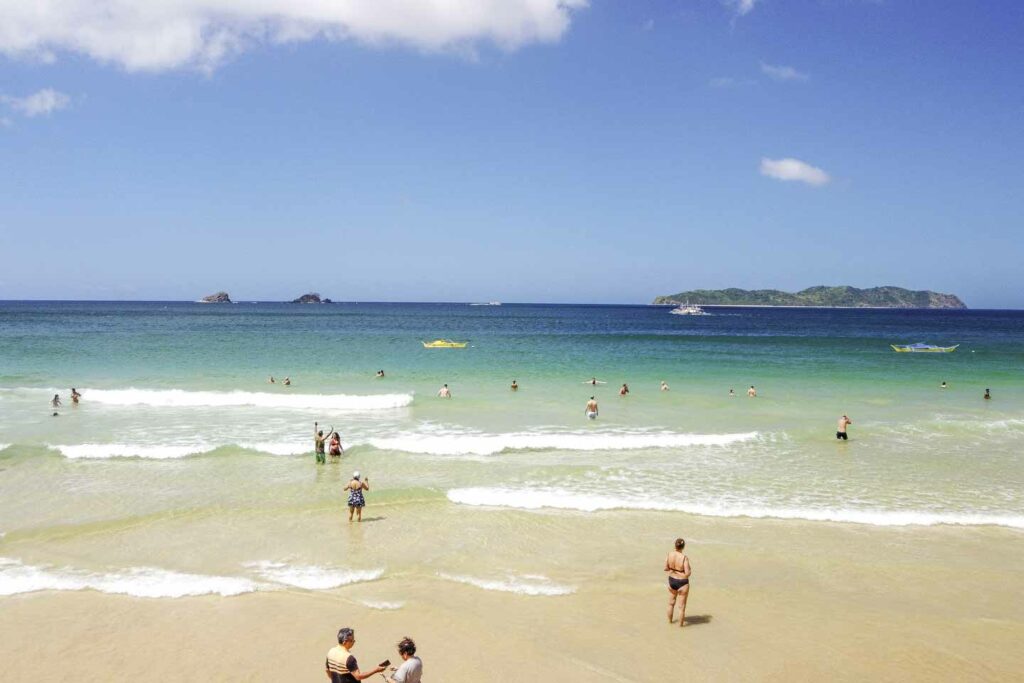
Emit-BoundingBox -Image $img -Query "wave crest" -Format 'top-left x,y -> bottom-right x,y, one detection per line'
74,388 -> 414,411
437,572 -> 575,596
369,430 -> 759,456
0,558 -> 258,598
247,561 -> 383,590
447,488 -> 1024,529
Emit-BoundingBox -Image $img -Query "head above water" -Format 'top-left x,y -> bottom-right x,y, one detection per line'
675,538 -> 686,551
337,627 -> 354,645
397,637 -> 416,656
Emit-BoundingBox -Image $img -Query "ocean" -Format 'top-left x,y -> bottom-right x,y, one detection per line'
1,301 -> 1022,601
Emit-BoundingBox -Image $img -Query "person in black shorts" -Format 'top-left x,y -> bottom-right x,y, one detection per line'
836,414 -> 852,440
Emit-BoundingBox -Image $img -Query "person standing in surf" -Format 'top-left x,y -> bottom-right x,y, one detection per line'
314,422 -> 330,465
836,414 -> 852,440
328,431 -> 343,460
665,538 -> 691,627
437,384 -> 451,398
619,383 -> 629,396
70,388 -> 82,405
585,396 -> 599,420
345,472 -> 370,522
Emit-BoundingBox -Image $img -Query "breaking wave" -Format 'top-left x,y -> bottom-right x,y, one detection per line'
447,488 -> 1024,529
367,429 -> 759,456
52,443 -> 217,459
247,561 -> 383,590
57,388 -> 414,411
437,572 -> 575,596
0,558 -> 258,598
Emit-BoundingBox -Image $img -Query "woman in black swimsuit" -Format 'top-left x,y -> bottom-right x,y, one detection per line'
664,538 -> 691,627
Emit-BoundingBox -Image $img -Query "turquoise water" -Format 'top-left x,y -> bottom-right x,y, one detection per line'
1,301 -> 1024,592
1,301 -> 1022,597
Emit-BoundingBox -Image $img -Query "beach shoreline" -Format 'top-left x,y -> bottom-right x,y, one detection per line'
2,508 -> 1022,681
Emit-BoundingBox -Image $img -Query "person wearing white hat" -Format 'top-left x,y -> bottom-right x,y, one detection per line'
345,471 -> 370,522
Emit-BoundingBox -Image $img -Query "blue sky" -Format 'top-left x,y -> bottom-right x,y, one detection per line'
1,1 -> 1021,306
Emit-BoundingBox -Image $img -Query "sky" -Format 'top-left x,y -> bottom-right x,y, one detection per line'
1,0 -> 1022,306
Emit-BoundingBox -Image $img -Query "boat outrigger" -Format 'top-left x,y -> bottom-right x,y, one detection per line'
890,343 -> 959,353
422,339 -> 469,349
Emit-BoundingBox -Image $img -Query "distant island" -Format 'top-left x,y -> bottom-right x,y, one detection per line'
653,286 -> 966,309
291,293 -> 332,304
199,291 -> 231,303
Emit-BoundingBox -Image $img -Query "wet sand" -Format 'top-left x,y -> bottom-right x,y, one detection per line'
2,510 -> 1022,681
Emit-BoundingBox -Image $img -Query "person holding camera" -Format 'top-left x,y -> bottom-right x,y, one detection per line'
325,628 -> 387,682
387,637 -> 422,683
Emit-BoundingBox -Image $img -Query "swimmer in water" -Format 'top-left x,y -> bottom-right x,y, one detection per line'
583,377 -> 606,385
376,370 -> 385,378
438,384 -> 451,398
984,388 -> 991,400
510,379 -> 518,391
660,381 -> 669,392
747,385 -> 757,398
51,394 -> 61,408
728,389 -> 735,397
619,383 -> 629,396
283,377 -> 291,386
585,396 -> 599,420
269,376 -> 276,384
71,388 -> 82,404
940,381 -> 947,389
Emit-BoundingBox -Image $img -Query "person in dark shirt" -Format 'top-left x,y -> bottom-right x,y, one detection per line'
325,628 -> 386,682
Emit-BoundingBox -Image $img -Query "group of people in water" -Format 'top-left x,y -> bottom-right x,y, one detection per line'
314,422 -> 371,522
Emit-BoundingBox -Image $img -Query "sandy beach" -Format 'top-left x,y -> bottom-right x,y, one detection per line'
3,502 -> 1022,681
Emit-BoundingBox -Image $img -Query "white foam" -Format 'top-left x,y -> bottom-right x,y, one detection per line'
358,599 -> 404,610
248,561 -> 383,590
367,430 -> 758,456
237,442 -> 309,456
0,443 -> 9,452
447,488 -> 1024,529
52,443 -> 216,459
438,572 -> 575,596
0,558 -> 258,597
77,388 -> 413,411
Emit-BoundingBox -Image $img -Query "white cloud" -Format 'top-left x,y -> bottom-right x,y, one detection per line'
0,116 -> 12,127
760,62 -> 809,82
0,0 -> 588,73
731,0 -> 759,16
1,88 -> 71,117
759,157 -> 831,187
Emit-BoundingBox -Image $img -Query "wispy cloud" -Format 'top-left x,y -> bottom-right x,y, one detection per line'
760,62 -> 809,82
0,0 -> 589,73
760,157 -> 831,186
1,88 -> 71,117
727,0 -> 759,16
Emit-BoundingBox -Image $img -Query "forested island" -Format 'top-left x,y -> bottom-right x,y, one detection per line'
653,286 -> 966,309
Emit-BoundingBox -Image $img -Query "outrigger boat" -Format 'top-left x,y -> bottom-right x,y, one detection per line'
890,342 -> 959,353
422,339 -> 469,349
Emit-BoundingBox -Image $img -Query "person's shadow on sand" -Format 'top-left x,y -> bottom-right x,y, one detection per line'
684,615 -> 712,626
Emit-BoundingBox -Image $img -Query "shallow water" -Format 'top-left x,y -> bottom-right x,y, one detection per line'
1,302 -> 1022,597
